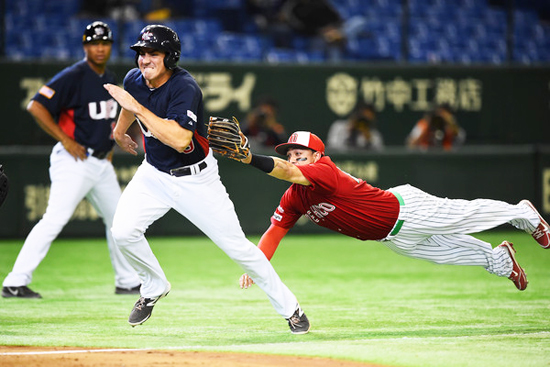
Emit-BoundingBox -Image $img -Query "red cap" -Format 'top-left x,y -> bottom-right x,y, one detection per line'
275,131 -> 325,155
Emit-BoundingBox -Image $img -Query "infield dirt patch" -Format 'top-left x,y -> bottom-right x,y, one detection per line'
0,346 -> 387,367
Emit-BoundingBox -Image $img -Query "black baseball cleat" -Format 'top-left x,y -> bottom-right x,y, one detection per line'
2,286 -> 42,299
115,284 -> 141,295
128,282 -> 171,326
286,305 -> 310,334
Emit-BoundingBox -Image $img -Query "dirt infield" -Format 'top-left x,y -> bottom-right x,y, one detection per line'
0,346 -> 385,367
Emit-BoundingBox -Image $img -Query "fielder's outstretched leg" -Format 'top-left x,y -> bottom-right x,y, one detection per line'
384,233 -> 527,290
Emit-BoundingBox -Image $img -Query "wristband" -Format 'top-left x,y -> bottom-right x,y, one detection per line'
249,154 -> 275,173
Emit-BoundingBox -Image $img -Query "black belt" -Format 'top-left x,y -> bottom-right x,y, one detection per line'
87,148 -> 111,160
169,161 -> 207,177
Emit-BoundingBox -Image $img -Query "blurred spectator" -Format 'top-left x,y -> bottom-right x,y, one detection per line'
253,0 -> 368,61
241,96 -> 288,149
79,0 -> 142,21
246,0 -> 286,30
326,102 -> 384,151
279,0 -> 345,60
144,0 -> 194,20
406,104 -> 466,151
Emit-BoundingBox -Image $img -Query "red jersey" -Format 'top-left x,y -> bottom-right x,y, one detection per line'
270,156 -> 400,240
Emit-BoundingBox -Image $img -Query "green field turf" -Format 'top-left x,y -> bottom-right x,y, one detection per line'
0,231 -> 548,367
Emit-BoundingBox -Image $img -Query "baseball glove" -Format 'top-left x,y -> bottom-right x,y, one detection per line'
207,116 -> 250,161
0,165 -> 9,208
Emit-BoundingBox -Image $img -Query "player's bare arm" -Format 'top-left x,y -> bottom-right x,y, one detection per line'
113,108 -> 139,155
104,83 -> 193,152
241,152 -> 311,185
240,224 -> 289,289
269,157 -> 311,185
27,100 -> 87,161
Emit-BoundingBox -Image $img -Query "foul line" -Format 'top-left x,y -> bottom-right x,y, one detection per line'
0,348 -> 152,356
2,331 -> 549,356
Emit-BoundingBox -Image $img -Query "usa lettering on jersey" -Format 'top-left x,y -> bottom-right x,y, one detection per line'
89,99 -> 118,120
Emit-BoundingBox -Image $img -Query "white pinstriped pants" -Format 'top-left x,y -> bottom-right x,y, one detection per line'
381,184 -> 540,278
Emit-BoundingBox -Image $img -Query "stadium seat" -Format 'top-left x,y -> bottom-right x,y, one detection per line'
265,48 -> 312,64
214,32 -> 265,62
2,0 -> 550,64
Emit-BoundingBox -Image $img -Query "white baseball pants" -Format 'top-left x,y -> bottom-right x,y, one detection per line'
111,150 -> 298,318
3,142 -> 140,288
382,184 -> 540,277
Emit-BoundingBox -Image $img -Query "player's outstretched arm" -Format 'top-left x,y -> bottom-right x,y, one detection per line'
242,153 -> 311,186
269,157 -> 311,185
207,115 -> 310,184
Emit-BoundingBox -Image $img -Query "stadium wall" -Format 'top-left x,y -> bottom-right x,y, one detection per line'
5,61 -> 550,146
0,146 -> 548,238
1,61 -> 549,238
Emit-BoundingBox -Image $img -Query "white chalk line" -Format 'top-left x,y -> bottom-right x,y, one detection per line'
2,331 -> 549,356
0,348 -> 152,356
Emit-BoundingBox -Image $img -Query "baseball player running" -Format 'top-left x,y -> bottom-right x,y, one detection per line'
207,125 -> 549,292
103,24 -> 309,334
2,22 -> 141,299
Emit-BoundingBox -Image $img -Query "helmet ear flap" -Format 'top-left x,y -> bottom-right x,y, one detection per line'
160,39 -> 180,69
164,54 -> 174,69
163,51 -> 180,70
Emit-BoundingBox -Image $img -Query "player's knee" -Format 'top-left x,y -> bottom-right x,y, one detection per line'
111,223 -> 142,245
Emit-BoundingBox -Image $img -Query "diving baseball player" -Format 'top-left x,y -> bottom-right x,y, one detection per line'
103,24 -> 309,334
2,21 -> 140,299
206,124 -> 549,292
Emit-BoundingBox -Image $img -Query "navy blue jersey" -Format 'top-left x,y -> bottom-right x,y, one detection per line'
32,60 -> 118,152
123,67 -> 209,172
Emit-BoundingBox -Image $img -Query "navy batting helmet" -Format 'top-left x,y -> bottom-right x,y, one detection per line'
82,21 -> 114,44
130,24 -> 181,70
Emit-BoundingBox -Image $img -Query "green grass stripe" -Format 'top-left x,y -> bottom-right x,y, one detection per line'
0,231 -> 549,366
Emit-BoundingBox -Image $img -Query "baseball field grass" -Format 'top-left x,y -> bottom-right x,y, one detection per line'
0,230 -> 548,367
